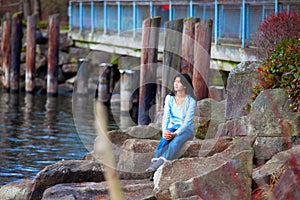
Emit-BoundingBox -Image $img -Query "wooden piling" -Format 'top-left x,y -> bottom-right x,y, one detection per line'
138,17 -> 161,125
161,19 -> 183,110
25,15 -> 37,93
180,18 -> 200,79
193,19 -> 213,101
97,63 -> 112,101
120,70 -> 139,114
47,14 -> 60,96
10,12 -> 23,93
1,20 -> 11,91
76,58 -> 89,95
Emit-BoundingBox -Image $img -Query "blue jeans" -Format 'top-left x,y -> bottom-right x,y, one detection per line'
155,127 -> 194,160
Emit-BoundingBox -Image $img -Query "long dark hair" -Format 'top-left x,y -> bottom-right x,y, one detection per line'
169,73 -> 195,99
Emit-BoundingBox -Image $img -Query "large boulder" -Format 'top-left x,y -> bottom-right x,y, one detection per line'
153,136 -> 255,199
42,179 -> 154,200
253,137 -> 300,162
59,32 -> 73,51
125,125 -> 161,139
26,160 -> 104,200
217,89 -> 300,138
116,137 -> 233,180
252,145 -> 300,187
0,179 -> 32,200
250,89 -> 290,116
269,166 -> 300,200
117,139 -> 159,179
169,149 -> 253,200
225,61 -> 260,119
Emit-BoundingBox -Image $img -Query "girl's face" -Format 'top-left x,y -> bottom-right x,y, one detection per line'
174,77 -> 186,92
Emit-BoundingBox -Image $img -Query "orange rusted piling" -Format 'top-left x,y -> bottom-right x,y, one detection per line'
193,19 -> 213,101
10,12 -> 23,93
1,20 -> 11,91
25,15 -> 37,93
180,18 -> 199,79
138,17 -> 161,125
47,14 -> 60,96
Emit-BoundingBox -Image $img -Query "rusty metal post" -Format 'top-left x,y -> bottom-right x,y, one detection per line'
180,18 -> 199,79
47,14 -> 60,96
25,15 -> 37,93
1,20 -> 11,91
138,17 -> 161,125
10,12 -> 23,93
193,19 -> 213,101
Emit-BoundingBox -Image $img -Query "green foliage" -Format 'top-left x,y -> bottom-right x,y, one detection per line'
37,20 -> 49,29
252,39 -> 300,112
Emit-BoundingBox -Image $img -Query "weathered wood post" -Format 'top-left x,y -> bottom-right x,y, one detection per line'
1,20 -> 11,91
180,18 -> 199,79
161,19 -> 184,110
76,58 -> 89,95
25,15 -> 37,93
138,17 -> 161,125
193,19 -> 213,101
97,63 -> 112,102
47,14 -> 60,96
10,12 -> 23,93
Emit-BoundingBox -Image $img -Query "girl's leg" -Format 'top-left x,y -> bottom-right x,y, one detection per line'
155,127 -> 177,158
155,137 -> 170,158
161,131 -> 194,160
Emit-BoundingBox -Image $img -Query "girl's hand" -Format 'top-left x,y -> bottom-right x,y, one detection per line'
163,130 -> 177,140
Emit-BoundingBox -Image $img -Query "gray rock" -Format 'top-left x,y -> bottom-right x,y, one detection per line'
225,61 -> 260,119
169,150 -> 253,200
250,89 -> 291,116
117,139 -> 159,179
62,63 -> 78,74
252,145 -> 300,187
26,160 -> 104,200
58,83 -> 74,93
153,136 -> 255,199
269,166 -> 300,200
42,179 -> 154,200
0,179 -> 32,200
253,137 -> 291,161
208,85 -> 226,102
217,105 -> 300,137
58,51 -> 70,66
125,125 -> 161,140
59,32 -> 73,51
36,44 -> 48,56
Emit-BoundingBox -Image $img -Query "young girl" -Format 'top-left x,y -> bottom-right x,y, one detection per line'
146,73 -> 196,178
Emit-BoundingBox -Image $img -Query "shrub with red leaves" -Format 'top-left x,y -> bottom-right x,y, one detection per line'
255,10 -> 300,61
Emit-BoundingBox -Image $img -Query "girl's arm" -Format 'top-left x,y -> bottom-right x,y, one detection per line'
162,95 -> 171,131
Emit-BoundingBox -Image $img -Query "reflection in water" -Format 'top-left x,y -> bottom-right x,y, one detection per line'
0,93 -> 88,186
45,96 -> 57,129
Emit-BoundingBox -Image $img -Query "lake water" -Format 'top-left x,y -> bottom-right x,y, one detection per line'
0,92 -> 121,187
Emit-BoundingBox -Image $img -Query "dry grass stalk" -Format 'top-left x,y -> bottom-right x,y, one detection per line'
94,100 -> 123,200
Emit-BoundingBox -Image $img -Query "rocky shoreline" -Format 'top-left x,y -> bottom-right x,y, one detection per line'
0,61 -> 299,199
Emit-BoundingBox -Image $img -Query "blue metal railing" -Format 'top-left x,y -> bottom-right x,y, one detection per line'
68,0 -> 299,48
